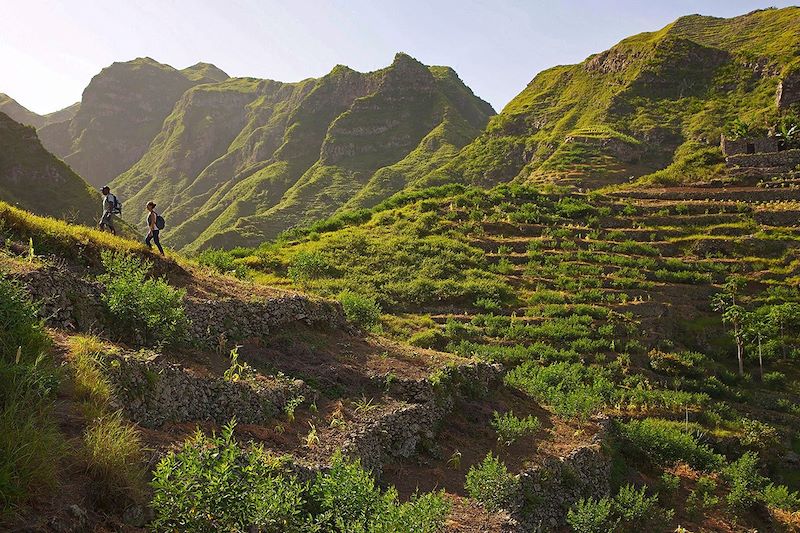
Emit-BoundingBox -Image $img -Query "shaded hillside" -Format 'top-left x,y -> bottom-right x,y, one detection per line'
110,53 -> 494,250
0,112 -> 99,224
431,7 -> 800,189
38,57 -> 230,188
0,94 -> 79,128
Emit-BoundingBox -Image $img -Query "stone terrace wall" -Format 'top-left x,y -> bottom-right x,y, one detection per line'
344,361 -> 502,475
726,148 -> 800,169
13,264 -> 346,345
511,418 -> 611,531
105,350 -> 312,428
187,295 -> 346,346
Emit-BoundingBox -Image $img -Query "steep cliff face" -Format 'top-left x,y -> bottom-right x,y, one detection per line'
435,7 -> 800,189
0,112 -> 98,224
38,57 -> 229,188
105,53 -> 492,251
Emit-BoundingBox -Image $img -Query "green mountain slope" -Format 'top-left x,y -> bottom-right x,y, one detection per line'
38,57 -> 230,188
0,94 -> 79,129
109,53 -> 493,250
0,112 -> 99,224
432,7 -> 800,189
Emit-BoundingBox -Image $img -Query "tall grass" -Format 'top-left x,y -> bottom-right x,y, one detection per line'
0,277 -> 61,514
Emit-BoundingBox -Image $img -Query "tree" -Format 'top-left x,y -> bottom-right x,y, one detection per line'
712,277 -> 747,376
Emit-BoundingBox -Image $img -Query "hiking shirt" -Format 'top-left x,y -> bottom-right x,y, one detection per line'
103,194 -> 116,214
147,210 -> 159,231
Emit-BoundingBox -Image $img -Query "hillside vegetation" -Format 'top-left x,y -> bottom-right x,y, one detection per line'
428,7 -> 800,189
0,112 -> 99,224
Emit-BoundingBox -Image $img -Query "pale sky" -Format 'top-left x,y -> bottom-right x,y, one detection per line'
1,0 -> 796,114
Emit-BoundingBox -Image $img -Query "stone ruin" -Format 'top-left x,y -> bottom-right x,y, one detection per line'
721,134 -> 800,181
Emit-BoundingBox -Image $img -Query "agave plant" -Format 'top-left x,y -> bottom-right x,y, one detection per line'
776,121 -> 799,148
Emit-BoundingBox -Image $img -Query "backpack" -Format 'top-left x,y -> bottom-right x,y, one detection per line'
155,214 -> 166,230
110,194 -> 122,215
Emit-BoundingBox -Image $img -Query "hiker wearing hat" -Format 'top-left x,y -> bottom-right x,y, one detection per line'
145,201 -> 165,255
99,186 -> 120,235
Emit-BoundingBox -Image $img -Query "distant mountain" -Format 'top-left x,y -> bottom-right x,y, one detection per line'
0,112 -> 99,224
429,7 -> 800,189
105,53 -> 493,250
0,94 -> 79,129
38,57 -> 230,188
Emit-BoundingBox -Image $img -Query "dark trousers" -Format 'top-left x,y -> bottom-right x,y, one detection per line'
146,230 -> 164,255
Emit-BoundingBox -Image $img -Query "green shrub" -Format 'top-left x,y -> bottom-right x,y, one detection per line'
617,418 -> 723,470
99,251 -> 187,346
151,423 -> 449,532
738,419 -> 780,451
409,328 -> 446,349
196,248 -> 249,279
762,371 -> 786,389
338,291 -> 382,331
151,421 -> 307,532
723,452 -> 766,512
567,484 -> 671,533
686,475 -> 719,516
0,276 -> 50,362
763,483 -> 800,511
491,411 -> 541,445
566,497 -> 616,533
288,251 -> 338,282
464,453 -> 517,512
505,362 -> 614,420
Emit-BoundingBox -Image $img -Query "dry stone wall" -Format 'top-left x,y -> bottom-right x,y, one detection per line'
104,350 -> 312,428
511,417 -> 611,531
13,264 -> 346,346
345,361 -> 502,475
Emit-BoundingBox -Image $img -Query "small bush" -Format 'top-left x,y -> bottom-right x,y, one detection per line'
83,413 -> 146,508
338,290 -> 382,331
196,248 -> 248,279
762,371 -> 786,389
151,422 -> 449,532
686,475 -> 719,515
491,411 -> 540,445
723,452 -> 766,512
99,251 -> 188,346
763,483 -> 800,512
465,452 -> 517,512
739,418 -> 780,451
409,328 -> 446,349
151,421 -> 307,532
288,251 -> 337,282
566,497 -> 616,533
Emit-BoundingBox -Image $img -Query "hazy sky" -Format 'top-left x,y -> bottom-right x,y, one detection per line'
2,0 -> 796,114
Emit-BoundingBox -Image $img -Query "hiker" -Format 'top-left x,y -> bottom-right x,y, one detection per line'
98,186 -> 119,235
145,201 -> 165,255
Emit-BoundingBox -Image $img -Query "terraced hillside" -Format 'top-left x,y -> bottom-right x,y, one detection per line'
3,201 -> 588,532
204,182 -> 800,531
424,7 -> 800,189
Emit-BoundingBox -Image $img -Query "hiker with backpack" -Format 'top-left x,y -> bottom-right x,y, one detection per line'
145,201 -> 165,255
99,186 -> 121,235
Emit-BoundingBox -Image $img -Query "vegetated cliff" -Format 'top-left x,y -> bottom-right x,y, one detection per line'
0,112 -> 99,224
37,57 -> 230,188
429,6 -> 800,189
0,93 -> 80,129
109,53 -> 493,250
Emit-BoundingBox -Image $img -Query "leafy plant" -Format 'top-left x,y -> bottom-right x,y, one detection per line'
98,251 -> 188,346
491,410 -> 541,445
338,290 -> 382,331
223,346 -> 255,383
618,418 -> 722,470
464,452 -> 517,512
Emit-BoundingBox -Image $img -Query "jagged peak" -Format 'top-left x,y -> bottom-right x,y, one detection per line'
182,62 -> 230,83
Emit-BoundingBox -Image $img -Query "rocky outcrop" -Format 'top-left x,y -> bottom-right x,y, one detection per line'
104,349 -> 311,428
776,63 -> 800,109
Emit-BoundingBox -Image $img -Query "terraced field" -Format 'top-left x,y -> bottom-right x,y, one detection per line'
201,183 -> 800,530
